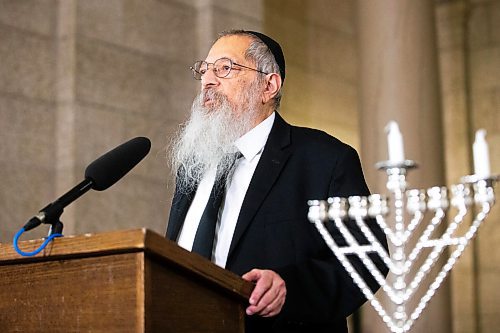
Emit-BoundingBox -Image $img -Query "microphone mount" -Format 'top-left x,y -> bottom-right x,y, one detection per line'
23,179 -> 94,235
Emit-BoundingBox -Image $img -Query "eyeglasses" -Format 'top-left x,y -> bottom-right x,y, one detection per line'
190,57 -> 269,80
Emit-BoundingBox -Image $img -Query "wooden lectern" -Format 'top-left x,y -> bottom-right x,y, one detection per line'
0,229 -> 254,332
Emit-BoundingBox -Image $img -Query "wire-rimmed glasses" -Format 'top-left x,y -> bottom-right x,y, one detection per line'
190,57 -> 269,80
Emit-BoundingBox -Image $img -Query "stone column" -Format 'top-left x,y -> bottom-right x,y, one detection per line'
54,0 -> 77,236
356,1 -> 451,333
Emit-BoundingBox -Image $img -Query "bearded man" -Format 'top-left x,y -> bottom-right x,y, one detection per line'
167,30 -> 387,333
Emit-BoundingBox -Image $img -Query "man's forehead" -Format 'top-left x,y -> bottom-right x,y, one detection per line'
205,35 -> 253,62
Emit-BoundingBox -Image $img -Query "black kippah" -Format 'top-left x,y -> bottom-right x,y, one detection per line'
245,31 -> 286,83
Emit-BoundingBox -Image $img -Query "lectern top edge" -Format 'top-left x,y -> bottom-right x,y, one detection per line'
0,228 -> 253,301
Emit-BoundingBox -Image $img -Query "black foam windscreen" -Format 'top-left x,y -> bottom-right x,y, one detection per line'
85,137 -> 151,191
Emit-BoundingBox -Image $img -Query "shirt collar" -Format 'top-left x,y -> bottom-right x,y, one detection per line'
235,112 -> 275,162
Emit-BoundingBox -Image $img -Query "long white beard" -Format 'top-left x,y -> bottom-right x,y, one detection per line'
170,82 -> 262,193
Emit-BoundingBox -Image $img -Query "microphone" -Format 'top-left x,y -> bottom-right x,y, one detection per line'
23,137 -> 151,231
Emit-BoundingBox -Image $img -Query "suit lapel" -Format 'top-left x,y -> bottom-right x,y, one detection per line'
227,113 -> 292,260
166,182 -> 196,241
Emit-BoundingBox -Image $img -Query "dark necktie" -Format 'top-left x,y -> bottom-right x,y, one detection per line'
191,152 -> 242,260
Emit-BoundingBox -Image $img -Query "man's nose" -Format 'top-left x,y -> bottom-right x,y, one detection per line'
201,66 -> 219,89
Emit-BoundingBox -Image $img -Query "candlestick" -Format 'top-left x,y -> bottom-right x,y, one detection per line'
473,129 -> 490,178
385,121 -> 405,163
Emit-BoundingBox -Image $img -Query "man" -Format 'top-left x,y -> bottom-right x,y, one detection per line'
167,30 -> 387,332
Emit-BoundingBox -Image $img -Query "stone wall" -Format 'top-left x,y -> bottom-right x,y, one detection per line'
0,0 -> 263,241
264,0 -> 361,149
436,0 -> 500,332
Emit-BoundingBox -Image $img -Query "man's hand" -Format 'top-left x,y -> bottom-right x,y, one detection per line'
242,269 -> 286,317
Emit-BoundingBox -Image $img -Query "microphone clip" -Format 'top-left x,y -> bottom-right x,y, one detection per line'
23,202 -> 65,236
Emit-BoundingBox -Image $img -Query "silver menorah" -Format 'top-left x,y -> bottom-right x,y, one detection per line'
307,123 -> 498,333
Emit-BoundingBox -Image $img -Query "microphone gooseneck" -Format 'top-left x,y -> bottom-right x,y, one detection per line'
21,136 -> 151,232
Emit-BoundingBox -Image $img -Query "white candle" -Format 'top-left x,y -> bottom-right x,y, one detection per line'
473,129 -> 490,178
385,121 -> 405,163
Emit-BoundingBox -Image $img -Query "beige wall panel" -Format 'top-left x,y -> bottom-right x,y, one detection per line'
478,214 -> 500,265
478,268 -> 500,312
0,96 -> 57,242
74,174 -> 168,235
281,67 -> 357,124
212,0 -> 263,22
490,133 -> 500,167
265,0 -> 306,22
121,112 -> 182,180
0,0 -> 56,36
265,10 -> 357,83
278,64 -> 313,123
0,163 -> 55,242
468,3 -> 491,48
70,102 -> 184,236
439,49 -> 466,94
308,29 -> 357,83
263,5 -> 309,70
307,77 -> 358,128
0,96 -> 56,167
0,26 -> 56,101
435,1 -> 465,50
449,244 -> 477,333
492,1 -> 500,43
72,105 -> 178,184
306,0 -> 354,34
264,0 -> 360,152
471,88 -> 499,132
481,314 -> 500,333
278,68 -> 359,149
0,100 -> 56,242
73,104 -> 128,166
0,1 -> 59,243
441,92 -> 470,180
211,6 -> 262,34
75,39 -> 194,121
76,0 -> 197,61
306,82 -> 358,148
470,46 -> 500,91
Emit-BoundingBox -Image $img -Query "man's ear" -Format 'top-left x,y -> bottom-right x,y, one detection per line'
262,73 -> 282,104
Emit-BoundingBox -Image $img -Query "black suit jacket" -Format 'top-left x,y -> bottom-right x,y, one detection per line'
167,113 -> 387,332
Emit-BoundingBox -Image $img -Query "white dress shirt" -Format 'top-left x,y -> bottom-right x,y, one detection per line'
177,112 -> 275,268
